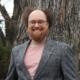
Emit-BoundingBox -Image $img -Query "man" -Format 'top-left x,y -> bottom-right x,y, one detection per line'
5,7 -> 79,80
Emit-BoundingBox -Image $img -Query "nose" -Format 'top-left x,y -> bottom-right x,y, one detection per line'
35,22 -> 39,27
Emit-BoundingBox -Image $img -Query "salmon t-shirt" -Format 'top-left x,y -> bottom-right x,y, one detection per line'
24,43 -> 45,79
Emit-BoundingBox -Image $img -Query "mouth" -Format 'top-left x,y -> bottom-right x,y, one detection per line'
33,30 -> 42,33
33,29 -> 42,31
32,27 -> 43,31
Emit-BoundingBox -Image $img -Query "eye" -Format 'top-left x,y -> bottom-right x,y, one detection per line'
30,21 -> 36,24
38,21 -> 44,24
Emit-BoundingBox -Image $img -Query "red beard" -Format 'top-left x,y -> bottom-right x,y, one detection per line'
28,26 -> 48,42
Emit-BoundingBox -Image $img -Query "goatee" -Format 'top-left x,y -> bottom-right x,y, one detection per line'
28,26 -> 48,42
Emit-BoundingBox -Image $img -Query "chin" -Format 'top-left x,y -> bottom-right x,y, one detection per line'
28,30 -> 48,42
31,35 -> 46,42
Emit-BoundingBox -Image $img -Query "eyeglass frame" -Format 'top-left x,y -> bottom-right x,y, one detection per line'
28,20 -> 48,26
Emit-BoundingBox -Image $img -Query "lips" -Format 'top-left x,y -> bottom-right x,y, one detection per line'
32,27 -> 43,31
33,29 -> 42,31
32,30 -> 42,34
32,29 -> 43,34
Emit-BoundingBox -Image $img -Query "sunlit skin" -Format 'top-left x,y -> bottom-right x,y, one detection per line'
28,10 -> 49,47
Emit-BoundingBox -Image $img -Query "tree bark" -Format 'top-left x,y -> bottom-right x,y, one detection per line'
14,0 -> 80,72
0,0 -> 20,46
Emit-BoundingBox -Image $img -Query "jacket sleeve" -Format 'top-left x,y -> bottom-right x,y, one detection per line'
5,48 -> 18,80
61,45 -> 79,80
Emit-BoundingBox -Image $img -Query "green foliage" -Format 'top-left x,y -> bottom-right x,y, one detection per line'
0,38 -> 4,60
0,46 -> 11,78
0,29 -> 12,78
0,44 -> 11,78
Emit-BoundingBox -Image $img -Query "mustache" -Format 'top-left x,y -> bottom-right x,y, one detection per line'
32,27 -> 43,30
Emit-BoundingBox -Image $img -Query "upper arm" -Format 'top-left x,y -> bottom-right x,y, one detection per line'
61,45 -> 79,80
5,48 -> 18,80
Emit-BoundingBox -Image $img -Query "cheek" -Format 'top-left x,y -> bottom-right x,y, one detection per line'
43,27 -> 48,33
27,26 -> 32,30
44,25 -> 49,30
28,23 -> 32,28
46,22 -> 49,29
43,23 -> 49,30
46,26 -> 48,30
27,28 -> 31,33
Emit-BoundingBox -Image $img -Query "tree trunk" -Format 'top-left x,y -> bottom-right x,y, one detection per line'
0,0 -> 20,46
14,0 -> 80,72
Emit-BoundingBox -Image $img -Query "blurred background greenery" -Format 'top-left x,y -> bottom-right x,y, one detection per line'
0,28 -> 11,78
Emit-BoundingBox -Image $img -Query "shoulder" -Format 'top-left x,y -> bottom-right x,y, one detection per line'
12,40 -> 30,52
48,37 -> 71,49
53,40 -> 73,56
11,41 -> 30,57
55,40 -> 71,49
48,38 -> 72,53
50,39 -> 74,57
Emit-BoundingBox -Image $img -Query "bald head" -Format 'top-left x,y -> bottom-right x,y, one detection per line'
28,10 -> 47,22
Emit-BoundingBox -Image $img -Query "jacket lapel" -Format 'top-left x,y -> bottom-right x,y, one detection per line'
18,40 -> 32,80
33,37 -> 57,80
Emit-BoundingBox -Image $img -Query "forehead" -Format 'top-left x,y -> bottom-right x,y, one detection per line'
28,10 -> 47,21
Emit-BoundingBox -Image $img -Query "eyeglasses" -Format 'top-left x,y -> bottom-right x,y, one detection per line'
28,20 -> 47,26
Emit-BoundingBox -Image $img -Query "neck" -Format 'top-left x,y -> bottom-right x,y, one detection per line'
30,37 -> 47,47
